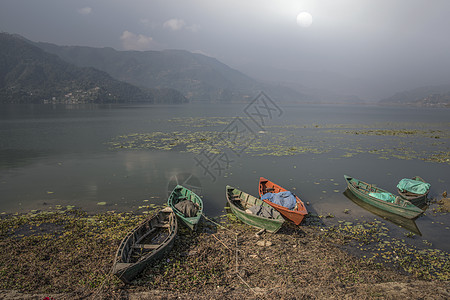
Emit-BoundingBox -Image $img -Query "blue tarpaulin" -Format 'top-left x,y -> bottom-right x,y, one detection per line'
261,191 -> 296,210
397,178 -> 430,195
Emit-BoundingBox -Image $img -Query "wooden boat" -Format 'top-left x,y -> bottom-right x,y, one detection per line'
226,185 -> 285,233
397,176 -> 430,206
112,207 -> 177,283
343,189 -> 422,236
258,177 -> 308,225
168,185 -> 203,230
344,175 -> 423,219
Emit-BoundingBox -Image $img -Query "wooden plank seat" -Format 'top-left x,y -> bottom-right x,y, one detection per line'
132,244 -> 160,250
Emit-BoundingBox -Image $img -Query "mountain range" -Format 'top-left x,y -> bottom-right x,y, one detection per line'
1,32 -> 449,106
380,84 -> 450,107
0,33 -> 188,104
34,41 -> 309,103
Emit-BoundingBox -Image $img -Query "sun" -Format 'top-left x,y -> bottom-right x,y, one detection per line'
296,12 -> 313,28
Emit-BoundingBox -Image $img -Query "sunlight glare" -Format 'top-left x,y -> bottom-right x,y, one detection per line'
296,12 -> 313,28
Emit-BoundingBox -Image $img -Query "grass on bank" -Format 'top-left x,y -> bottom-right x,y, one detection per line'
0,207 -> 448,297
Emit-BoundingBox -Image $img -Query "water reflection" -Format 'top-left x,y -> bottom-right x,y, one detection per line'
343,189 -> 422,236
1,103 -> 449,249
0,149 -> 44,169
167,173 -> 203,198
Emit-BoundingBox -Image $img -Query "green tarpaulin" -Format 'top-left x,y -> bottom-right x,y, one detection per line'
397,178 -> 430,195
369,192 -> 396,203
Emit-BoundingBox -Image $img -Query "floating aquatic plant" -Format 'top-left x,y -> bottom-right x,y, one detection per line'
107,118 -> 449,164
322,220 -> 450,280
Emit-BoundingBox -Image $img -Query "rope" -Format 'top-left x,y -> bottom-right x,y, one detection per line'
235,232 -> 238,274
201,213 -> 238,235
91,272 -> 116,299
237,273 -> 258,295
202,213 -> 258,295
98,213 -> 259,296
211,233 -> 233,252
201,213 -> 239,274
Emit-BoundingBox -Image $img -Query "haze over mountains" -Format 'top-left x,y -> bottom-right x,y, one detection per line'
0,33 -> 186,104
380,84 -> 450,107
35,40 -> 308,103
1,32 -> 449,107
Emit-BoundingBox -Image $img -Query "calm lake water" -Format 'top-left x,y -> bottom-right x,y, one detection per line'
0,102 -> 449,251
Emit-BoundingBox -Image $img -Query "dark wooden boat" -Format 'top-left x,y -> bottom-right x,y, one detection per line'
397,176 -> 430,206
258,177 -> 307,225
226,185 -> 285,233
344,175 -> 423,219
112,207 -> 177,283
168,185 -> 203,230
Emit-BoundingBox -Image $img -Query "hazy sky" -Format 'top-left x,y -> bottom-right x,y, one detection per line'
1,0 -> 450,97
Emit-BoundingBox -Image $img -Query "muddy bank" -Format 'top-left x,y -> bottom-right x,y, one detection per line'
0,209 -> 448,299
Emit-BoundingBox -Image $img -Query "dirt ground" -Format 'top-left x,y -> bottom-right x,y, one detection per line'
438,198 -> 450,212
0,210 -> 448,300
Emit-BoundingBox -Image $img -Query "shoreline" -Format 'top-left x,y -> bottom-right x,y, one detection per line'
0,206 -> 449,299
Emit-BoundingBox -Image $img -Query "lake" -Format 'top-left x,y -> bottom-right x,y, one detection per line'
0,101 -> 449,251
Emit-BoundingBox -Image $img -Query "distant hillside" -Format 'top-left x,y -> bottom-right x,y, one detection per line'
34,42 -> 307,103
380,84 -> 450,107
238,64 -> 368,103
0,33 -> 187,104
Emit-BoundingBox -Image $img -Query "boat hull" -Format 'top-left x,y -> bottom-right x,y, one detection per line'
258,177 -> 308,225
168,185 -> 203,230
343,189 -> 422,236
112,208 -> 177,283
344,175 -> 423,219
397,176 -> 429,207
226,185 -> 284,233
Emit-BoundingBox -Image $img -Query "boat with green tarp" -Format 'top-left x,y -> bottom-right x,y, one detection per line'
226,185 -> 285,233
343,189 -> 422,236
344,175 -> 423,219
168,185 -> 203,230
397,176 -> 430,207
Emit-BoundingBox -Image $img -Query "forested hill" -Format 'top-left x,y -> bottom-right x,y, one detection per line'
0,33 -> 187,104
380,84 -> 450,107
35,42 -> 307,103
